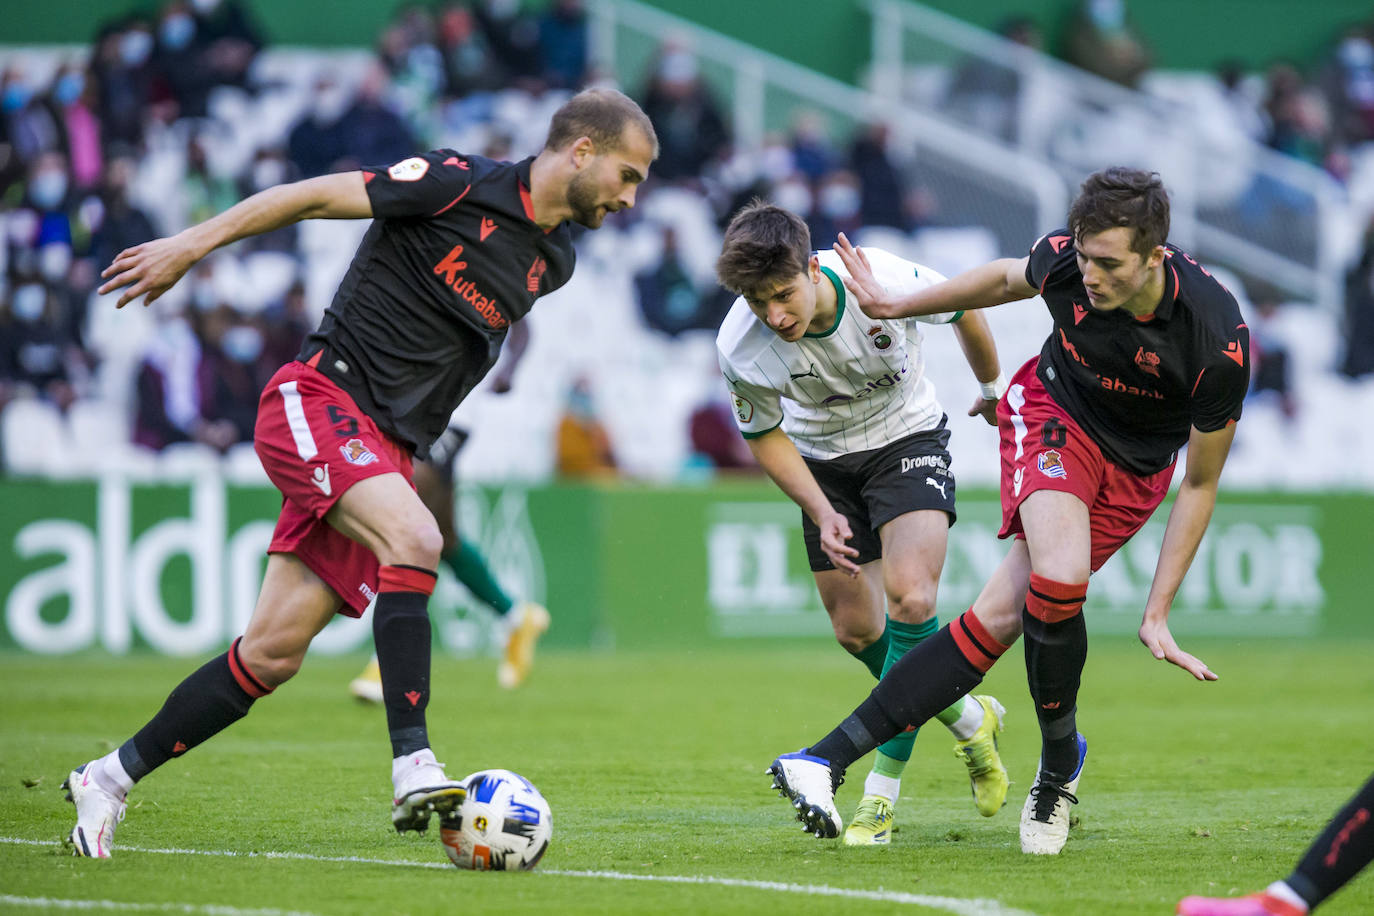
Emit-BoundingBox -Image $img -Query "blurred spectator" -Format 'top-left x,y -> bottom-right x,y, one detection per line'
806,170 -> 862,249
944,16 -> 1041,142
1321,26 -> 1374,149
1214,59 -> 1267,144
90,17 -> 156,150
0,277 -> 83,410
336,65 -> 418,171
262,279 -> 312,366
190,0 -> 262,92
151,0 -> 216,120
43,63 -> 103,191
198,304 -> 273,445
89,154 -> 157,270
237,147 -> 299,252
635,226 -> 707,336
640,43 -> 729,182
182,132 -> 238,227
788,111 -> 835,183
436,3 -> 505,98
133,307 -> 234,451
555,376 -> 617,478
287,75 -> 352,178
2,66 -> 61,168
1342,220 -> 1374,378
475,0 -> 541,88
1263,63 -> 1330,169
1061,0 -> 1151,88
688,394 -> 755,472
1248,299 -> 1297,419
849,122 -> 908,230
379,4 -> 445,133
537,0 -> 588,90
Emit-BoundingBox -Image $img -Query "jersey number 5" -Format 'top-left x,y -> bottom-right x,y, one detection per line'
1041,418 -> 1067,448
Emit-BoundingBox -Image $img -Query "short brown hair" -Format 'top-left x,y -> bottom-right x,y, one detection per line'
1067,167 -> 1170,257
716,200 -> 812,297
544,88 -> 659,159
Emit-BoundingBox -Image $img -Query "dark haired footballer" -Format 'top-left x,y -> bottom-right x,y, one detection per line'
766,167 -> 1250,856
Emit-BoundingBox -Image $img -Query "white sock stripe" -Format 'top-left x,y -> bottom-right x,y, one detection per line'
276,381 -> 317,461
1,836 -> 1040,915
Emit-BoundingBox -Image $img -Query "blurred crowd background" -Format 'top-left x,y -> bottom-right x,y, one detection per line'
3,0 -> 1374,488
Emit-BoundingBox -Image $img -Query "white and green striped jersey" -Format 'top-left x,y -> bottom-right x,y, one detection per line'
716,247 -> 962,460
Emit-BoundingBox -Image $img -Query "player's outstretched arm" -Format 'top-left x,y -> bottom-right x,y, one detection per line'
950,311 -> 1004,426
99,172 -> 372,309
745,427 -> 861,577
1138,423 -> 1238,681
832,233 -> 1034,320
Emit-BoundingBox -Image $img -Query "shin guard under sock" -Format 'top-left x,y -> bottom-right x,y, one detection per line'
1286,771 -> 1374,908
118,636 -> 271,782
872,617 -> 939,765
375,564 -> 438,757
1022,573 -> 1088,780
809,611 -> 1009,775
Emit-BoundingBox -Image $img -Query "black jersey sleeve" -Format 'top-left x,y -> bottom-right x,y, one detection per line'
1190,324 -> 1250,432
362,149 -> 475,219
1024,227 -> 1078,292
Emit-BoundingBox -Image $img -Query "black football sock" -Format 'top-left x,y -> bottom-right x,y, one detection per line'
808,610 -> 1011,778
1022,573 -> 1088,781
374,564 -> 439,758
1286,770 -> 1374,909
118,636 -> 272,782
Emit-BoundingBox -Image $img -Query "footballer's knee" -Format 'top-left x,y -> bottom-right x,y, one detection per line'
375,516 -> 444,569
886,587 -> 937,625
236,634 -> 308,688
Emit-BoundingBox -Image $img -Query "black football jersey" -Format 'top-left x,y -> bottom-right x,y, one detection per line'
299,151 -> 576,457
1024,228 -> 1250,475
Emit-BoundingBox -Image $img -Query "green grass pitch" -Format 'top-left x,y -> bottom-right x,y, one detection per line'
2,637 -> 1372,915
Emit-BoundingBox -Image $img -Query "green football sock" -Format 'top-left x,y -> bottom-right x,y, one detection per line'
443,539 -> 514,616
872,616 -> 941,766
849,623 -> 890,680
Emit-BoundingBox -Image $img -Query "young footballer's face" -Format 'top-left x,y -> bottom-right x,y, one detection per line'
1074,226 -> 1164,313
744,255 -> 825,343
566,126 -> 654,228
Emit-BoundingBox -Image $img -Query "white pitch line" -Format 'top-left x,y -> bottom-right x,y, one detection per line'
0,895 -> 317,916
1,836 -> 1038,916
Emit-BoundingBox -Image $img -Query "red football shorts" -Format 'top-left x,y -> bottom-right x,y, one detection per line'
254,360 -> 414,616
996,357 -> 1173,572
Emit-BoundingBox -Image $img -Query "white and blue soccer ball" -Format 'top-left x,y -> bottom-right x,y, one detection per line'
439,769 -> 552,871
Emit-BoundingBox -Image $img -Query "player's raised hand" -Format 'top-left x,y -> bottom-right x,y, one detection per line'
98,235 -> 202,309
833,233 -> 896,319
818,509 -> 861,578
1139,616 -> 1217,681
968,395 -> 998,426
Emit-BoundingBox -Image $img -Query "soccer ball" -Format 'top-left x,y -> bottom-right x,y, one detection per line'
439,769 -> 552,871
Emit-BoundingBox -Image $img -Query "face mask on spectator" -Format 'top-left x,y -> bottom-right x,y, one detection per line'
2,83 -> 32,112
161,14 -> 196,51
819,183 -> 860,220
120,30 -> 154,67
1339,37 -> 1374,70
252,158 -> 287,192
221,325 -> 263,363
192,280 -> 218,311
190,0 -> 222,14
12,283 -> 47,322
39,243 -> 72,284
30,170 -> 69,209
55,72 -> 85,106
313,88 -> 350,124
772,179 -> 813,218
160,14 -> 196,51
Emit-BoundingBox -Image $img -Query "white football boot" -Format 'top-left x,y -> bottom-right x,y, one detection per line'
63,762 -> 127,858
1019,733 -> 1087,855
391,748 -> 466,833
766,751 -> 843,839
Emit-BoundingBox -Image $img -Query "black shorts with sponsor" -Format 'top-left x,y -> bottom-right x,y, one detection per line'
800,419 -> 956,572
